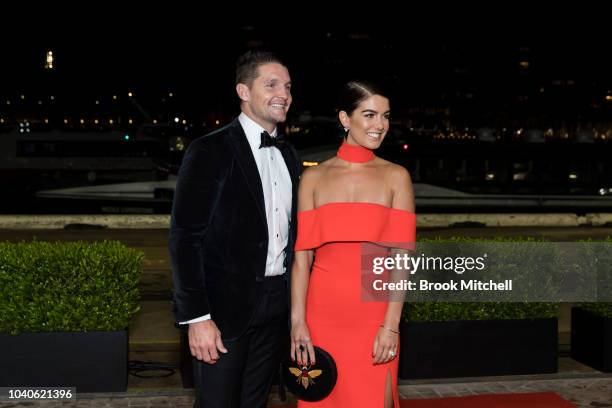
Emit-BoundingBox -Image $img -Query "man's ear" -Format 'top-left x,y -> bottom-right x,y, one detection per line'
236,83 -> 250,102
339,111 -> 350,128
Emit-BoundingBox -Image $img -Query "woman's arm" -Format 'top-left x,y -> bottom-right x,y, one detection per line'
291,250 -> 314,328
374,165 -> 415,364
384,165 -> 415,328
290,249 -> 314,365
290,167 -> 318,365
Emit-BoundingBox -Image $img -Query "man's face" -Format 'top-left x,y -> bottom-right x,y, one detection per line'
238,63 -> 292,131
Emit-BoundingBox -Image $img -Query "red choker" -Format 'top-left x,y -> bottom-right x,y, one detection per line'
337,142 -> 375,163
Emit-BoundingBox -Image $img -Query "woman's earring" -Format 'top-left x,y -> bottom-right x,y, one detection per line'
344,127 -> 349,132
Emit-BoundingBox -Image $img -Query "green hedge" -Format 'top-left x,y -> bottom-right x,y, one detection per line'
577,303 -> 612,318
403,302 -> 558,322
0,241 -> 142,335
575,237 -> 612,318
403,236 -> 559,322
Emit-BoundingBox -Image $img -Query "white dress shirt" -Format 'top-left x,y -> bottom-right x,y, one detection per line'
181,113 -> 292,324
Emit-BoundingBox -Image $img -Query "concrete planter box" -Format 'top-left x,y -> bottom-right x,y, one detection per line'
571,307 -> 611,372
0,330 -> 128,392
399,318 -> 558,379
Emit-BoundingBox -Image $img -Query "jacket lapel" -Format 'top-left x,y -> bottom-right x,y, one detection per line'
227,118 -> 267,224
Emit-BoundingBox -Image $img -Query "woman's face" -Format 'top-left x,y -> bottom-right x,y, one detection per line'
340,94 -> 390,150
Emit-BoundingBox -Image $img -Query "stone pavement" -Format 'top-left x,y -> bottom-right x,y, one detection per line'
1,375 -> 610,407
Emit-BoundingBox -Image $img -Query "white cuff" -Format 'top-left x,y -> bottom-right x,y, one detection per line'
179,314 -> 211,325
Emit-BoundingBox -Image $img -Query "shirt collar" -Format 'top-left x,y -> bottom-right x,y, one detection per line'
238,112 -> 277,151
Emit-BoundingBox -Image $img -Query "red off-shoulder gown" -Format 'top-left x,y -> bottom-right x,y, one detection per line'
295,202 -> 416,407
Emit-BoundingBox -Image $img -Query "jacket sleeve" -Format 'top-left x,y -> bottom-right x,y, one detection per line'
169,139 -> 226,323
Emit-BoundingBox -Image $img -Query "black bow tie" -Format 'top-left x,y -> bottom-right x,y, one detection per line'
259,131 -> 285,149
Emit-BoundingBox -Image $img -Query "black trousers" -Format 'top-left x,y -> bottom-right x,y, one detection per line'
193,276 -> 288,408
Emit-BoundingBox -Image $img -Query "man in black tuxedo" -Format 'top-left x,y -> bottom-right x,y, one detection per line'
169,50 -> 301,407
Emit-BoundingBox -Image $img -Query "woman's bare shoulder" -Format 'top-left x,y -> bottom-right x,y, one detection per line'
379,160 -> 412,193
388,162 -> 412,182
300,162 -> 326,186
318,156 -> 338,167
374,157 -> 411,178
302,157 -> 336,178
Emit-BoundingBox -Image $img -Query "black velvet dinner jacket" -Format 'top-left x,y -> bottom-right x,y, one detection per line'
169,117 -> 301,340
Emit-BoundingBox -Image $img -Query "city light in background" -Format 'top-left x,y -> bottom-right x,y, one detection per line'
2,22 -> 612,213
44,50 -> 54,70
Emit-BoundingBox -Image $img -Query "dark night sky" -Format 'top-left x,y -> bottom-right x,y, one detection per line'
3,11 -> 612,120
2,9 -> 612,213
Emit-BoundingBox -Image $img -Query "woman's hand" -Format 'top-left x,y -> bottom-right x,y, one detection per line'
291,320 -> 316,366
372,325 -> 399,365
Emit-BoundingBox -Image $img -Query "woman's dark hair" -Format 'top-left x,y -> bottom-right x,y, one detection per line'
235,50 -> 286,86
338,80 -> 388,115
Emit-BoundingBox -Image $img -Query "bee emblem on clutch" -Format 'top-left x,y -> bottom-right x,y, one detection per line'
288,365 -> 322,389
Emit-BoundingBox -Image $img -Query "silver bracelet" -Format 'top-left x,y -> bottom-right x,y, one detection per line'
380,325 -> 400,334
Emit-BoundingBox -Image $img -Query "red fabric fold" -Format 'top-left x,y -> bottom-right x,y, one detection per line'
295,202 -> 416,251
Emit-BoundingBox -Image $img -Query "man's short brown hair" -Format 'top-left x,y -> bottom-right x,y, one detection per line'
235,50 -> 287,86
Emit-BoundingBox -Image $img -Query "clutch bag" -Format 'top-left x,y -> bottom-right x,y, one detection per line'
282,345 -> 337,402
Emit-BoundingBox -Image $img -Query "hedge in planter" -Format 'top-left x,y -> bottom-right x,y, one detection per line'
571,303 -> 612,372
570,237 -> 612,372
400,301 -> 558,379
0,241 -> 142,392
399,236 -> 559,379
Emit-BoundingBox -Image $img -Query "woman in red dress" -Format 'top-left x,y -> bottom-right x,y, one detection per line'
290,81 -> 416,407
